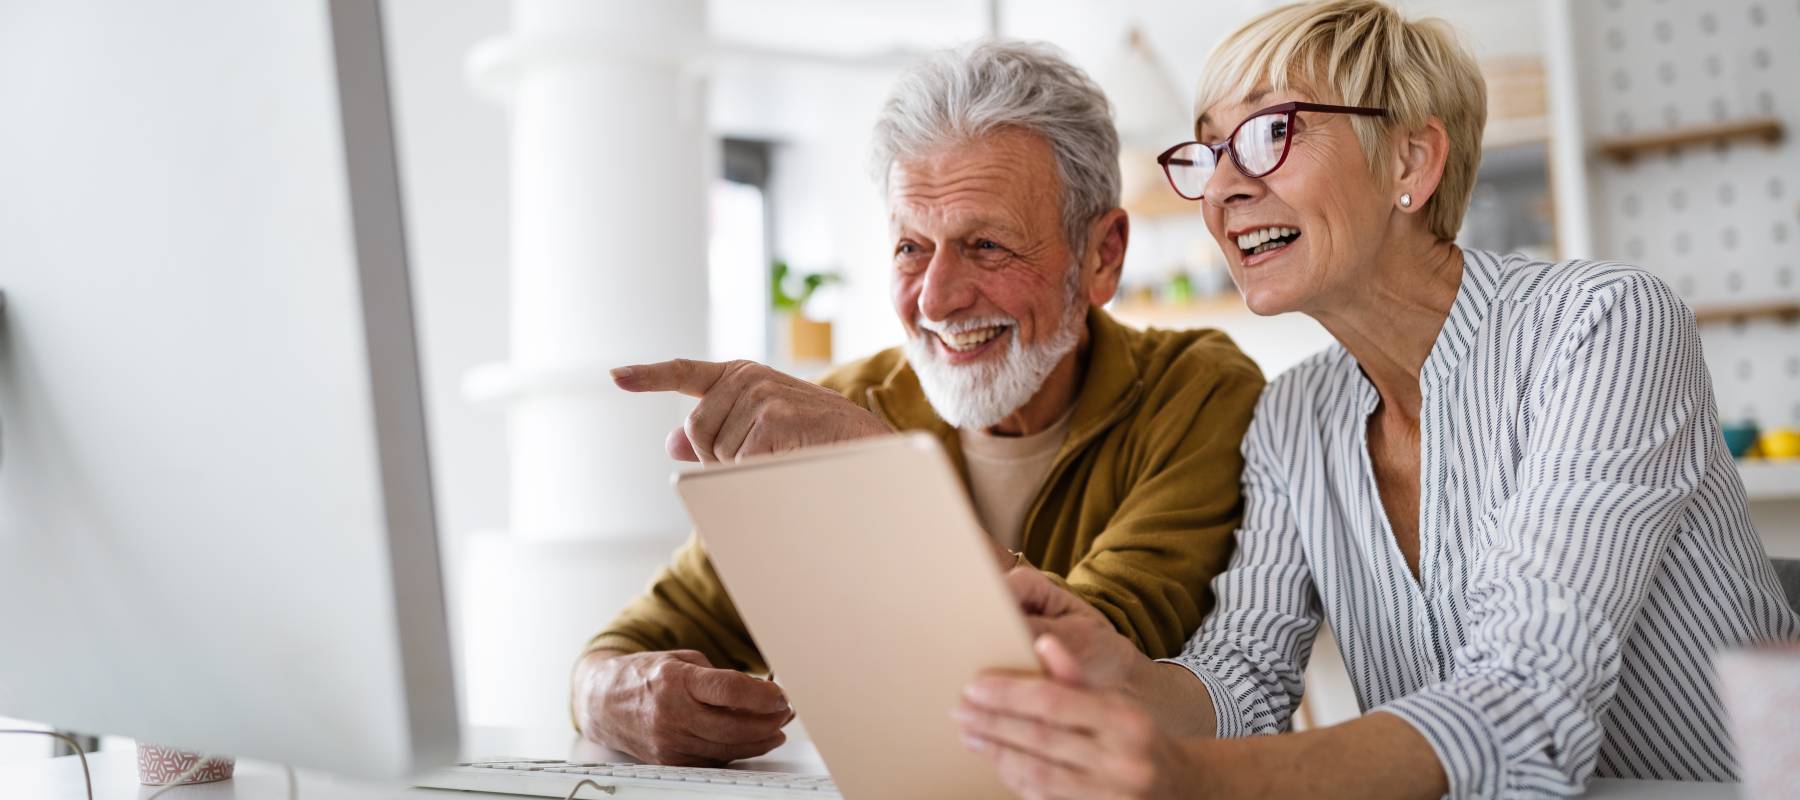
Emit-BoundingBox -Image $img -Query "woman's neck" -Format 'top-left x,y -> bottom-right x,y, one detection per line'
1309,238 -> 1463,418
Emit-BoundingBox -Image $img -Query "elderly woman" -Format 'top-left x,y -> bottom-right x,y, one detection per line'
953,1 -> 1800,798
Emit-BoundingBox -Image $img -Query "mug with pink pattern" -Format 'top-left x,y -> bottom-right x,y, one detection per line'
135,742 -> 235,786
1716,643 -> 1800,800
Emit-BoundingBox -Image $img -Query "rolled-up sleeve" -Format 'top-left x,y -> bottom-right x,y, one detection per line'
1160,389 -> 1322,739
1377,274 -> 1713,798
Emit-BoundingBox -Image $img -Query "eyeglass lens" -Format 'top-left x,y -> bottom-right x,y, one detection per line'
1164,110 -> 1292,199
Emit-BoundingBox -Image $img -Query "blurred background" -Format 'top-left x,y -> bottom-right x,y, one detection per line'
5,0 -> 1798,757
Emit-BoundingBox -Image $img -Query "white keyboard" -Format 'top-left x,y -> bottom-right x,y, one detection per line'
419,758 -> 841,798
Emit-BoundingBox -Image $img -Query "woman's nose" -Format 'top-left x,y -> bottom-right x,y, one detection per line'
1203,152 -> 1259,209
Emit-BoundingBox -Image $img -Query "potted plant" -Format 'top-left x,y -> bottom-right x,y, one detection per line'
771,260 -> 841,364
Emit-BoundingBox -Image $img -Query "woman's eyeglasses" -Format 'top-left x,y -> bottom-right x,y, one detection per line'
1156,101 -> 1387,200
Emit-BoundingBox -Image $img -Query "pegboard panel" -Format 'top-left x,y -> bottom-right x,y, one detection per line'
1570,0 -> 1800,427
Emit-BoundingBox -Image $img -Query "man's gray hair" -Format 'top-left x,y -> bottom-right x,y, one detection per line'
870,40 -> 1122,254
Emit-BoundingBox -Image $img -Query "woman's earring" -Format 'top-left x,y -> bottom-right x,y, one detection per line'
1400,193 -> 1413,208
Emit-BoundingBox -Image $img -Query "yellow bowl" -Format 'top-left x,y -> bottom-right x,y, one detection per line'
1760,429 -> 1800,461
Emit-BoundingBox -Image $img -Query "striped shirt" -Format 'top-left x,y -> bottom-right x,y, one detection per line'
1165,249 -> 1800,798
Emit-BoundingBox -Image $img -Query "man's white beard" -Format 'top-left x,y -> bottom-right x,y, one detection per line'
903,283 -> 1084,431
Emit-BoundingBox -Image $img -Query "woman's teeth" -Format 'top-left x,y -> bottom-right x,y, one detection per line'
1237,226 -> 1300,255
939,326 -> 1006,352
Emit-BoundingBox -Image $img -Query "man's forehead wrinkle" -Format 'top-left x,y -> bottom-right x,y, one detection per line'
893,164 -> 1032,201
892,174 -> 1037,234
892,204 -> 1029,241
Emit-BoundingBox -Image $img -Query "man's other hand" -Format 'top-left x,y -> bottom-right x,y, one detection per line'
611,359 -> 892,464
573,649 -> 794,766
1003,567 -> 1148,693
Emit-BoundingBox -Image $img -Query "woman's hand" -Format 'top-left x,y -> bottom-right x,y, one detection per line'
1002,567 -> 1156,693
955,634 -> 1198,799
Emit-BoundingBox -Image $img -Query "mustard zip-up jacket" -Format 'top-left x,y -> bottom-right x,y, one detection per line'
583,308 -> 1264,668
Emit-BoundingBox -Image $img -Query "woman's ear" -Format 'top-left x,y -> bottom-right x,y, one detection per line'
1392,116 -> 1450,214
1084,208 -> 1130,307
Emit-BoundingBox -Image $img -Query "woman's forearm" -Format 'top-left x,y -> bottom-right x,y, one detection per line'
1126,660 -> 1219,737
1180,711 -> 1448,800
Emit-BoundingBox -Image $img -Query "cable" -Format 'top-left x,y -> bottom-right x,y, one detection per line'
0,723 -> 298,799
0,729 -> 93,800
561,778 -> 617,798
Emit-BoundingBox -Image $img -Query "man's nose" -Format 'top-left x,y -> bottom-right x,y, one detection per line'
917,250 -> 977,323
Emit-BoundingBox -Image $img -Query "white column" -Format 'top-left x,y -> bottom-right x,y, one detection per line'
1542,0 -> 1594,260
466,0 -> 707,542
457,0 -> 708,727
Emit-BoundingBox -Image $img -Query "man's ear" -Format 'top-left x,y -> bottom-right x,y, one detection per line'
1393,116 -> 1450,214
1083,208 -> 1129,307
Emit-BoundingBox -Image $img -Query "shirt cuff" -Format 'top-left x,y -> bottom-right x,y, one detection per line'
1155,657 -> 1249,739
1376,686 -> 1504,800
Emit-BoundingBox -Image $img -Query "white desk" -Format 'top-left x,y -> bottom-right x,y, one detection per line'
0,726 -> 1737,799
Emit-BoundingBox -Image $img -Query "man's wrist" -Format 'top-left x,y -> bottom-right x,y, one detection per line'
572,649 -> 627,735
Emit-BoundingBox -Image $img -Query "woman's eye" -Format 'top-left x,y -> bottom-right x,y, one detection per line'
1270,118 -> 1289,141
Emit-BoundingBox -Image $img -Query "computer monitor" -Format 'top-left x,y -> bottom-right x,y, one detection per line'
0,0 -> 457,780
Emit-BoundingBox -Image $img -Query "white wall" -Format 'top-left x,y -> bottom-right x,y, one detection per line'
710,54 -> 907,363
385,0 -> 512,725
387,0 -> 512,544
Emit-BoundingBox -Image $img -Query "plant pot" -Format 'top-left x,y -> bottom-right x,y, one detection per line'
784,314 -> 832,364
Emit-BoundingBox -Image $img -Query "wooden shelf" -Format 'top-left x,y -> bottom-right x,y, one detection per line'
1109,294 -> 1247,324
1594,117 -> 1784,162
1123,186 -> 1201,219
1484,116 -> 1549,151
1739,461 -> 1800,502
1690,300 -> 1800,326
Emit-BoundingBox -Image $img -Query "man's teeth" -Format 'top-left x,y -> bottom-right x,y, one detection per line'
1236,226 -> 1299,253
938,326 -> 1007,352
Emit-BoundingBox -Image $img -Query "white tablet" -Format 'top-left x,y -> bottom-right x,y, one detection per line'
673,432 -> 1039,800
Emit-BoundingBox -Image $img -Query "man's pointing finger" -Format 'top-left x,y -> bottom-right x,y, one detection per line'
611,359 -> 729,398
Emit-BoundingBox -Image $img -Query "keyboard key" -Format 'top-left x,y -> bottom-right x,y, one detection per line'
464,761 -> 835,792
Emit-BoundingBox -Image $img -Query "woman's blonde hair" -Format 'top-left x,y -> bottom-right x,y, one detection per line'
1196,0 -> 1486,241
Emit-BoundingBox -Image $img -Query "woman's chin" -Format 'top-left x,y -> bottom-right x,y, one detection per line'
1240,286 -> 1300,317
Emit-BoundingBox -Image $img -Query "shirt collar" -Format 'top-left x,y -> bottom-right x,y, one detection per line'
1420,247 -> 1501,387
1343,247 -> 1501,411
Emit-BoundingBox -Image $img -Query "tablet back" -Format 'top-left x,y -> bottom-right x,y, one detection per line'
674,433 -> 1039,800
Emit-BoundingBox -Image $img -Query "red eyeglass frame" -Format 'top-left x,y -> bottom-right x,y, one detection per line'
1156,101 -> 1387,200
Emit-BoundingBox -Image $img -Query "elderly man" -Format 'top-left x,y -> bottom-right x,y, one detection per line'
571,41 -> 1265,767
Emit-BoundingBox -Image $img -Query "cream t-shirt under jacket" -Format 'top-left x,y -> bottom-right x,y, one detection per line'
958,410 -> 1074,552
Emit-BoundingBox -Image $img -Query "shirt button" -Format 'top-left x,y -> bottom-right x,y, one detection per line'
1547,597 -> 1570,614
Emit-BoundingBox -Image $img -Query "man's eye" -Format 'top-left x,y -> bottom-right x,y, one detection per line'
894,242 -> 928,272
976,240 -> 1004,251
